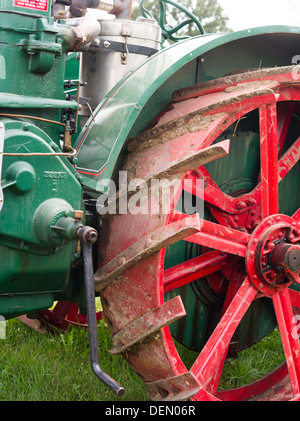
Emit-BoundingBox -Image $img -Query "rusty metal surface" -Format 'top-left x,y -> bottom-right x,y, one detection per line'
110,296 -> 186,355
146,372 -> 201,401
95,214 -> 201,291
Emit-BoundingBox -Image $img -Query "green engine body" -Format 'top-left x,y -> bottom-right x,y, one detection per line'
0,0 -> 86,319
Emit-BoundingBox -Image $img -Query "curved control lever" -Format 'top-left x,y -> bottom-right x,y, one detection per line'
77,226 -> 125,397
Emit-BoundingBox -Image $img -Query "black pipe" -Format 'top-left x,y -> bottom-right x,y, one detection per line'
55,0 -> 72,5
78,227 -> 125,397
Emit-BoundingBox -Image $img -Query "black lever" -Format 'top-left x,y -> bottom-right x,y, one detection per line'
76,226 -> 125,397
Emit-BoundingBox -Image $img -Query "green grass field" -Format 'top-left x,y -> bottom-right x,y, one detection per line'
0,317 -> 285,401
0,318 -> 148,401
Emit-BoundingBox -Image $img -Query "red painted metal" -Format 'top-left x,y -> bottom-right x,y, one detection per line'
216,363 -> 289,401
163,250 -> 230,293
99,68 -> 300,401
246,215 -> 300,295
110,296 -> 187,354
95,213 -> 202,291
191,278 -> 257,396
146,372 -> 202,401
273,289 -> 300,398
259,103 -> 279,218
186,219 -> 250,257
37,301 -> 103,331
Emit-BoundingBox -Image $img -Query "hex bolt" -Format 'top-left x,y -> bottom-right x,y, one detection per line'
76,226 -> 98,245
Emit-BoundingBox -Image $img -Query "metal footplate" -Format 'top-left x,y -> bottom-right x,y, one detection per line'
110,296 -> 186,355
146,372 -> 201,401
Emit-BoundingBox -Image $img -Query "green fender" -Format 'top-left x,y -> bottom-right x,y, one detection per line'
73,25 -> 300,194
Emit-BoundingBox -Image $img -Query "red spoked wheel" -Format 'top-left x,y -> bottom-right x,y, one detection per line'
95,67 -> 300,401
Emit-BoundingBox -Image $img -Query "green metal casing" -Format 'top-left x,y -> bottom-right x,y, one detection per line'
0,1 -> 84,319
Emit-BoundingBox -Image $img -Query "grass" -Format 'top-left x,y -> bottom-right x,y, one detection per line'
0,318 -> 148,401
219,328 -> 285,390
175,327 -> 285,392
0,318 -> 285,401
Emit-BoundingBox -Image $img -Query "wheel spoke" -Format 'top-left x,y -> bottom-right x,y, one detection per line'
288,288 -> 300,309
273,289 -> 300,398
185,218 -> 250,257
293,208 -> 300,222
191,167 -> 261,215
163,250 -> 230,293
189,134 -> 300,218
186,168 -> 240,214
190,277 -> 257,395
220,270 -> 244,316
259,103 -> 279,218
278,136 -> 300,182
277,103 -> 293,155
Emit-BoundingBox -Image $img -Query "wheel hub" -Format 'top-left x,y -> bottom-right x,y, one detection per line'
246,215 -> 300,295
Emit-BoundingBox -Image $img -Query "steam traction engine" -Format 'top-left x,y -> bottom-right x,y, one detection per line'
1,0 -> 300,401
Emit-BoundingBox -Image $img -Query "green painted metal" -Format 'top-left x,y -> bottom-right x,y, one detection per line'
74,26 -> 300,194
0,5 -> 88,319
0,118 -> 84,318
0,93 -> 77,110
0,4 -> 78,144
64,52 -> 82,145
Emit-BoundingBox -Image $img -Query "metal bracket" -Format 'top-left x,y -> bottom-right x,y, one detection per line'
94,213 -> 201,291
0,122 -> 4,211
146,372 -> 201,401
110,296 -> 186,355
92,38 -> 158,57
